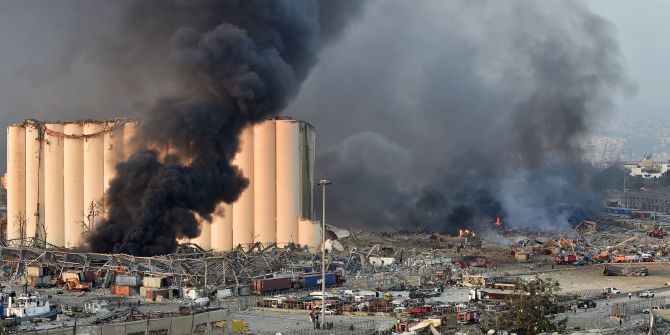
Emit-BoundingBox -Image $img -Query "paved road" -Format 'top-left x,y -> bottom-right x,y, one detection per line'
229,310 -> 395,333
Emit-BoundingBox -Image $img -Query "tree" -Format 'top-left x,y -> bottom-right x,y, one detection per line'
15,212 -> 28,246
485,277 -> 566,334
80,201 -> 103,242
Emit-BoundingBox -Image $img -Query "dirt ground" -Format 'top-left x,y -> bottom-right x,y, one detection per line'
483,253 -> 670,292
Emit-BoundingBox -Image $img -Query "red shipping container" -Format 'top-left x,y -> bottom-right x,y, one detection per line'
252,277 -> 293,294
111,285 -> 135,296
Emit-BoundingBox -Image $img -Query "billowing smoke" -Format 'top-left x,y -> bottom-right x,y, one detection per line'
84,0 -> 365,256
288,0 -> 628,233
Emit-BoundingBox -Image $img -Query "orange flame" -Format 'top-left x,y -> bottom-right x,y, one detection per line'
459,228 -> 476,237
495,216 -> 502,226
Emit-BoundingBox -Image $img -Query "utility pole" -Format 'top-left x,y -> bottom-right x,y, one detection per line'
623,166 -> 627,208
317,179 -> 332,327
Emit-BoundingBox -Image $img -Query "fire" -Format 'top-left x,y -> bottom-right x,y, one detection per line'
459,228 -> 476,237
495,216 -> 502,226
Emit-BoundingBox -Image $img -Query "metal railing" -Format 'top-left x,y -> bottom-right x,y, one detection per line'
256,320 -> 378,335
565,316 -> 619,331
612,297 -> 669,316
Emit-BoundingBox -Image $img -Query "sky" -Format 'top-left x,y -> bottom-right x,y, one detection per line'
588,0 -> 670,117
0,1 -> 669,172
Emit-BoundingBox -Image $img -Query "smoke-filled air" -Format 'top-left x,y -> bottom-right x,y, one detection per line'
0,0 -> 630,255
289,0 -> 628,235
80,0 -> 365,256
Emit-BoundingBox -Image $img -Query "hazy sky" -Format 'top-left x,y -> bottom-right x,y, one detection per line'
588,0 -> 670,116
0,1 -> 669,173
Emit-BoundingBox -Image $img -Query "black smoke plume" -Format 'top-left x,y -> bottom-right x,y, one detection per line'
88,1 -> 364,256
289,1 -> 628,234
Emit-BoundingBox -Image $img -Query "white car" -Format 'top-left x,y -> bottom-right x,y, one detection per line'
640,291 -> 655,298
604,287 -> 620,294
643,306 -> 664,314
315,307 -> 337,315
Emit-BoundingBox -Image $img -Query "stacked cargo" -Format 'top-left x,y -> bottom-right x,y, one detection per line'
111,274 -> 141,296
26,266 -> 53,288
111,285 -> 138,296
139,277 -> 171,301
250,272 -> 343,295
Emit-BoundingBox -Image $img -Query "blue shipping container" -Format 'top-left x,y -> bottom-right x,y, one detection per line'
115,275 -> 141,286
300,273 -> 336,288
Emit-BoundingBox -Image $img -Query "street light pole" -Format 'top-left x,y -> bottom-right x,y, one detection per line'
317,179 -> 331,328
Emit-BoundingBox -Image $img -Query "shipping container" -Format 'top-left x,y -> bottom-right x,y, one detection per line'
116,275 -> 141,286
146,288 -> 170,301
143,277 -> 163,288
252,276 -> 293,294
27,266 -> 43,277
62,272 -> 80,280
111,285 -> 131,296
298,273 -> 336,288
29,275 -> 52,287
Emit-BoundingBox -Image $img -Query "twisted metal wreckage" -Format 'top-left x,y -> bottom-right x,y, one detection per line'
0,232 -> 460,293
0,238 -> 322,291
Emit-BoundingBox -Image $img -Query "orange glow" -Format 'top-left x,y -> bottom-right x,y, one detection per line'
459,228 -> 476,237
495,216 -> 502,226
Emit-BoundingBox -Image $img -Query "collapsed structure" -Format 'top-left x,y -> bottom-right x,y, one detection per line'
5,117 -> 319,252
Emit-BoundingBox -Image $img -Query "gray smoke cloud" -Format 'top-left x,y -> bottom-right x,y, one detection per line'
0,1 -> 364,255
288,0 -> 628,233
87,0 -> 365,256
0,1 -> 628,243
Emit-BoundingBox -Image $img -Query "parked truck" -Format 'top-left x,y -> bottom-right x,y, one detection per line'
649,227 -> 667,238
554,255 -> 577,265
299,272 -> 336,288
252,276 -> 293,294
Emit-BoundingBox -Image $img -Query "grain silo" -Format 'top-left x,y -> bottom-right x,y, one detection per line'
43,123 -> 65,246
6,125 -> 26,240
83,122 -> 104,215
5,119 -> 136,246
103,121 -> 125,206
231,127 -> 254,247
253,121 -> 276,244
5,117 -> 319,251
275,119 -> 300,246
210,203 -> 233,250
122,122 -> 138,160
63,122 -> 84,247
192,214 -> 212,250
24,121 -> 44,241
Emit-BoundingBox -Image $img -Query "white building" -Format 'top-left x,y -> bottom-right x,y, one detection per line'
625,153 -> 670,179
